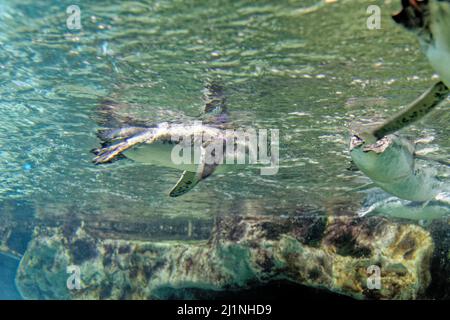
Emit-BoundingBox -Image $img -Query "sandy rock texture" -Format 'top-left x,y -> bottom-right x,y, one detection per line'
16,214 -> 434,300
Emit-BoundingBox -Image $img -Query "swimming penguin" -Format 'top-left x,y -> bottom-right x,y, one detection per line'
93,80 -> 274,197
348,1 -> 450,204
393,0 -> 450,86
349,81 -> 449,204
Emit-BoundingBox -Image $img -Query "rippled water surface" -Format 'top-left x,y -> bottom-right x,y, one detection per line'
0,0 -> 448,223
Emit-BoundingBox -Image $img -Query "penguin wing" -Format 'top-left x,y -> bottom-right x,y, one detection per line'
169,141 -> 222,197
169,170 -> 201,197
372,81 -> 449,139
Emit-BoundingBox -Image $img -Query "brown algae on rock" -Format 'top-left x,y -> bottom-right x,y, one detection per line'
15,214 -> 434,300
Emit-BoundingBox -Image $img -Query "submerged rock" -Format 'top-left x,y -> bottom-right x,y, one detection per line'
425,221 -> 450,299
15,214 -> 435,300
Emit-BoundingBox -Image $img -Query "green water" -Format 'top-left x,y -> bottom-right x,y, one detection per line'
0,0 -> 448,223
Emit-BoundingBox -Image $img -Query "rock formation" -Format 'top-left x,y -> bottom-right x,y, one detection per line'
16,214 -> 435,300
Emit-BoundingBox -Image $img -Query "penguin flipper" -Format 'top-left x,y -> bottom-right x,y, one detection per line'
372,81 -> 449,139
169,143 -> 221,197
169,171 -> 200,197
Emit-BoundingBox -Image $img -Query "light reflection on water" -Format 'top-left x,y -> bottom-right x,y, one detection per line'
0,0 -> 448,225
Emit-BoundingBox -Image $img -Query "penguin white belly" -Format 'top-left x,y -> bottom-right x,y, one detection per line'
123,142 -> 231,173
376,174 -> 440,202
124,142 -> 199,172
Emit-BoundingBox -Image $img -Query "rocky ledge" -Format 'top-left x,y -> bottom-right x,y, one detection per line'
15,214 -> 435,300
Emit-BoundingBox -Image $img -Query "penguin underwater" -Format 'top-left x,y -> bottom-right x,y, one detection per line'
349,0 -> 450,216
93,80 -> 277,197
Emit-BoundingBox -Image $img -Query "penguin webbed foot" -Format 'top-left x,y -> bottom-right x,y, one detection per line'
92,141 -> 129,164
